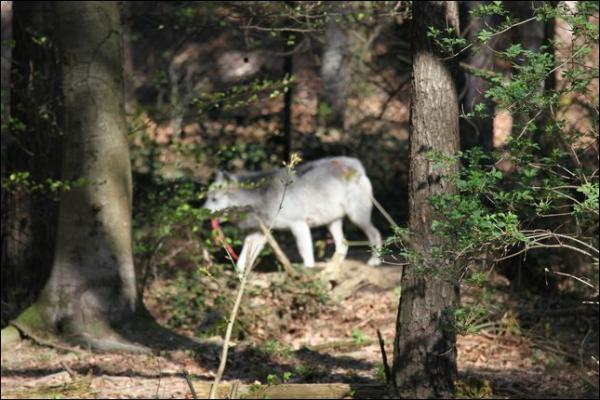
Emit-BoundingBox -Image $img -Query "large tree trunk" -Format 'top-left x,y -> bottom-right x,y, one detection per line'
392,2 -> 460,397
10,1 -> 141,351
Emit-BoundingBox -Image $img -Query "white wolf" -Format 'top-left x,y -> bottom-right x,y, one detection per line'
204,156 -> 382,272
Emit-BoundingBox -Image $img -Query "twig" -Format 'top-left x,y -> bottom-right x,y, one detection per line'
257,217 -> 297,276
155,355 -> 162,399
229,380 -> 241,399
370,194 -> 399,230
441,16 -> 538,60
516,109 -> 544,140
184,371 -> 198,400
60,361 -> 76,380
352,316 -> 375,330
545,268 -> 596,289
209,254 -> 253,399
140,236 -> 166,297
209,155 -> 300,399
241,25 -> 316,33
376,329 -> 392,385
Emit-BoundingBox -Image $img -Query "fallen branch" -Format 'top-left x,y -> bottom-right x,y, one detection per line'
1,375 -> 94,399
304,338 -> 374,352
200,382 -> 386,399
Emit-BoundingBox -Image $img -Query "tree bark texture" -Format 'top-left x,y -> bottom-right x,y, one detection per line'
393,2 -> 460,398
13,1 -> 137,345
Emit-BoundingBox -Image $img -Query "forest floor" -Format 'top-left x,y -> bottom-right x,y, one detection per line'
1,259 -> 598,399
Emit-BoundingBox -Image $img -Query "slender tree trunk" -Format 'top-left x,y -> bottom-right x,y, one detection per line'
320,2 -> 348,129
282,30 -> 293,162
0,1 -> 12,127
499,1 -> 552,290
392,2 -> 460,397
1,1 -> 13,299
460,1 -> 497,151
11,1 -> 141,351
121,1 -> 136,114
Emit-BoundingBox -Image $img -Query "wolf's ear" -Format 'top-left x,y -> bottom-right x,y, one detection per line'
223,171 -> 238,182
214,169 -> 225,183
214,170 -> 237,183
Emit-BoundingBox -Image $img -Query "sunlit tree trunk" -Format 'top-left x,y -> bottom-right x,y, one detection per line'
11,1 -> 141,351
392,1 -> 460,397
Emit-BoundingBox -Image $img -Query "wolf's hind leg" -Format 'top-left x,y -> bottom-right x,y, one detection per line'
290,221 -> 315,267
347,203 -> 382,266
328,219 -> 348,264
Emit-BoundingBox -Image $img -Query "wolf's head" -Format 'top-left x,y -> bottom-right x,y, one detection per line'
203,170 -> 239,212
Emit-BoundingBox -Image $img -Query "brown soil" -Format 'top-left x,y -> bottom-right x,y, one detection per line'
1,263 -> 597,399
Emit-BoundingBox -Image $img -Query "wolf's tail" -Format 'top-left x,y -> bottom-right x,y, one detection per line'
357,171 -> 374,198
354,163 -> 399,229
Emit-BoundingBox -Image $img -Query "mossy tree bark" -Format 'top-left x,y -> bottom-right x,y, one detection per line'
392,1 -> 460,397
10,1 -> 141,351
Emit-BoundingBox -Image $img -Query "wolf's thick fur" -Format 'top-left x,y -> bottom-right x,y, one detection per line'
204,156 -> 382,271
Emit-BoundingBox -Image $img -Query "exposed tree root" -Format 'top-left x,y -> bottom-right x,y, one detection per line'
10,319 -> 84,354
10,318 -> 151,354
7,303 -> 153,354
67,334 -> 151,354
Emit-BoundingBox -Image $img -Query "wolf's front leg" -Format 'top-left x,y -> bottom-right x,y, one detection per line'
290,221 -> 315,267
237,232 -> 267,273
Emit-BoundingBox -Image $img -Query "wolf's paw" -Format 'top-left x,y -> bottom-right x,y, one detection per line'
330,252 -> 347,265
367,256 -> 381,266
